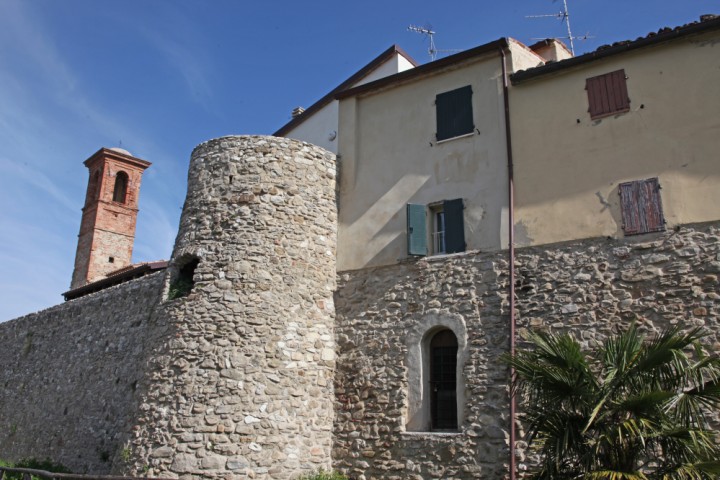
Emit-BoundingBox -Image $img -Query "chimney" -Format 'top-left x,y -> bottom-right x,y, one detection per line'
291,106 -> 305,118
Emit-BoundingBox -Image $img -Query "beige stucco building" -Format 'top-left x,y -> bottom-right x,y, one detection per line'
274,45 -> 417,153
335,16 -> 720,272
336,39 -> 545,271
510,16 -> 720,247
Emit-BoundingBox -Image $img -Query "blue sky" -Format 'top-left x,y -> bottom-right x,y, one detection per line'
0,0 -> 716,321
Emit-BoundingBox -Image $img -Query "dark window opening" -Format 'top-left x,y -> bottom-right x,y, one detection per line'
586,69 -> 630,119
108,257 -> 115,263
436,85 -> 474,141
113,171 -> 129,203
619,177 -> 665,236
87,171 -> 100,205
168,258 -> 199,300
430,329 -> 458,430
407,199 -> 465,257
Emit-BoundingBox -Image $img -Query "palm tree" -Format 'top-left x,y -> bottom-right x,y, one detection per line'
505,324 -> 720,479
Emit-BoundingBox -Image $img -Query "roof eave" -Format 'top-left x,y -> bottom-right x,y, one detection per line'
336,38 -> 509,101
273,45 -> 418,137
512,16 -> 720,84
62,261 -> 168,301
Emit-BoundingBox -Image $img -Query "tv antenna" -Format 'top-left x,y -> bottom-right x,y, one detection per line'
526,0 -> 591,55
408,25 -> 461,62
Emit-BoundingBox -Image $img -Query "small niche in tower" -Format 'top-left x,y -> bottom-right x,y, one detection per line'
168,257 -> 199,300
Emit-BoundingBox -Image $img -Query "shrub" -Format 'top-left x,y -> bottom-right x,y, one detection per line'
1,458 -> 71,480
297,469 -> 348,480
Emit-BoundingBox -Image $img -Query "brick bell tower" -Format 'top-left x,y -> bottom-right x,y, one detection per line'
70,147 -> 151,290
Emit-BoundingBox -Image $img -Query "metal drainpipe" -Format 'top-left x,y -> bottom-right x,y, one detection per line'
499,43 -> 517,480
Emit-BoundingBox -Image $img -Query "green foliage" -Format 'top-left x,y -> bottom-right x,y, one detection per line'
120,447 -> 132,463
297,469 -> 348,480
23,332 -> 33,356
1,458 -> 71,480
168,258 -> 199,300
505,324 -> 720,479
167,276 -> 193,300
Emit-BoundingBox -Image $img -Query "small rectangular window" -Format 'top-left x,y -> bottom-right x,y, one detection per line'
619,178 -> 665,236
586,69 -> 630,119
430,205 -> 446,255
407,200 -> 465,256
436,86 -> 474,141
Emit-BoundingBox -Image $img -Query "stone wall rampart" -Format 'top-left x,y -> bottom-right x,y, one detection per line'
0,271 -> 165,474
333,222 -> 720,480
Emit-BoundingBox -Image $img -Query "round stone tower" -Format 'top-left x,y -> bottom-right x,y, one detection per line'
132,136 -> 338,479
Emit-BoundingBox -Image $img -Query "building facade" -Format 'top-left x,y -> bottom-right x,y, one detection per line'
0,14 -> 719,480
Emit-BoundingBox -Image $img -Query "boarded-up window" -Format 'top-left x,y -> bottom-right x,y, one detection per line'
586,69 -> 630,119
436,86 -> 474,141
619,178 -> 665,235
407,200 -> 465,257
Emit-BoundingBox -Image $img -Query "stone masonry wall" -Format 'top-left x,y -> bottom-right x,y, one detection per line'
127,136 -> 338,480
0,272 -> 165,474
333,222 -> 720,480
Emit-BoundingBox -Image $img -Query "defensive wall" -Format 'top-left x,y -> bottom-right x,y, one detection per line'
0,271 -> 164,474
0,135 -> 718,480
333,222 -> 720,479
0,136 -> 338,480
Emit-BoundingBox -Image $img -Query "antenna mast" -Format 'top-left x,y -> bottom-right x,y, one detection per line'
526,0 -> 588,55
408,25 -> 462,62
408,25 -> 437,61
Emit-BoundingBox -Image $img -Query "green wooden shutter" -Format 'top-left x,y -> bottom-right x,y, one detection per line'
407,204 -> 427,256
443,199 -> 465,254
436,86 -> 474,141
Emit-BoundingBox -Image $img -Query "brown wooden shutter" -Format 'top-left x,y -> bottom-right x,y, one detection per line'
619,178 -> 665,235
586,69 -> 630,119
640,178 -> 665,233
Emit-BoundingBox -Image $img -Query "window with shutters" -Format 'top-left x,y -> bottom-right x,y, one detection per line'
430,204 -> 446,255
436,86 -> 474,141
619,178 -> 665,236
586,69 -> 630,119
407,199 -> 465,256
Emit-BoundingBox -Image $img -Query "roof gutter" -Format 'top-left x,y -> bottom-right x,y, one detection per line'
499,43 -> 518,480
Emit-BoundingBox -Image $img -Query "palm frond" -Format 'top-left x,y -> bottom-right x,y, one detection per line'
507,324 -> 720,479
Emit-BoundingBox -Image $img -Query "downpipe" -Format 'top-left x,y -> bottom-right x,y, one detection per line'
499,44 -> 517,480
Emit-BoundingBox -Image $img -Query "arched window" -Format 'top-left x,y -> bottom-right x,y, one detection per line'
113,171 -> 128,203
429,329 -> 458,430
405,315 -> 466,433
